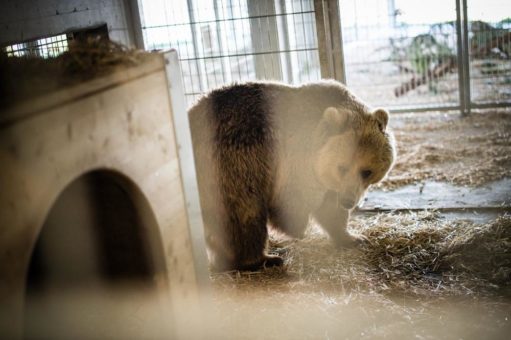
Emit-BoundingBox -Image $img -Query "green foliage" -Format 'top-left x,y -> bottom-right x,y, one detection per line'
496,17 -> 511,29
391,19 -> 510,93
407,34 -> 454,75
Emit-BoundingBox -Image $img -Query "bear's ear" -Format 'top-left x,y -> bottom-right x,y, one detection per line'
373,108 -> 389,133
322,107 -> 350,129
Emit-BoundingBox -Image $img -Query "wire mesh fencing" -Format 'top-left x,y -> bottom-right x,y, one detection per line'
339,0 -> 462,110
139,0 -> 320,106
137,0 -> 511,111
468,1 -> 511,106
3,34 -> 70,58
340,0 -> 510,111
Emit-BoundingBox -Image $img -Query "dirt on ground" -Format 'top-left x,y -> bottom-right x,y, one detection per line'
377,109 -> 511,190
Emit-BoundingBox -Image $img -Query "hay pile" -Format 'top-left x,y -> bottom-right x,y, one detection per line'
355,212 -> 511,294
213,212 -> 511,297
0,38 -> 150,109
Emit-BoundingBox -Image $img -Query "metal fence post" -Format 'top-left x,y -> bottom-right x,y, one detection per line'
186,0 -> 207,93
456,0 -> 472,115
455,0 -> 466,114
461,0 -> 471,115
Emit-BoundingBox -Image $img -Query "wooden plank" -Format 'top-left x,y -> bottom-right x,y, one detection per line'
313,0 -> 346,82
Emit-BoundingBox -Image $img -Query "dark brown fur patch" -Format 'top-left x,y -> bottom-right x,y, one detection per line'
207,83 -> 278,270
210,83 -> 273,147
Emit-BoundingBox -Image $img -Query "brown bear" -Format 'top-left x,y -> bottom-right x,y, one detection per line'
188,80 -> 395,271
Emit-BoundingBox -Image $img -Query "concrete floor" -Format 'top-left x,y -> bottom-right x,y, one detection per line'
358,178 -> 511,223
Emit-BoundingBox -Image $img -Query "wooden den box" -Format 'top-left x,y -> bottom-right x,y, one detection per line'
0,50 -> 208,339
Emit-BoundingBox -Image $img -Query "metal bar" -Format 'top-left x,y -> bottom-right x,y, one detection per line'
276,0 -> 294,83
300,0 -> 313,82
214,0 -> 230,84
264,3 -> 273,78
461,0 -> 471,115
179,47 -> 318,62
455,0 -> 466,115
387,101 -> 510,114
290,0 -> 301,82
186,0 -> 207,92
227,0 -> 242,81
239,0 -> 252,79
387,0 -> 396,28
389,104 -> 462,114
469,102 -> 511,109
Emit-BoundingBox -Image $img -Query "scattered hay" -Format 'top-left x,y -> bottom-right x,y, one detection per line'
209,213 -> 511,338
212,213 -> 511,298
0,38 -> 151,109
377,111 -> 511,190
355,212 -> 511,294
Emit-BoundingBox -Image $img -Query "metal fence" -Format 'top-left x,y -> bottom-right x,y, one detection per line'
3,34 -> 69,58
339,0 -> 511,113
340,0 -> 461,110
0,0 -> 505,114
130,0 -> 511,112
467,1 -> 511,108
1,1 -> 508,113
139,0 -> 321,105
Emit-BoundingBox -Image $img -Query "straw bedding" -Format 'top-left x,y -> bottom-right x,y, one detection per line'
377,110 -> 511,190
213,212 -> 511,296
0,38 -> 149,109
210,212 -> 511,338
355,212 -> 510,292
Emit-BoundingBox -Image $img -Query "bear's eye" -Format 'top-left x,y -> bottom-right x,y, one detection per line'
360,169 -> 372,180
377,121 -> 384,132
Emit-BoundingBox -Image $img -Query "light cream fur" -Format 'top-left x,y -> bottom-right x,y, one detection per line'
266,81 -> 395,214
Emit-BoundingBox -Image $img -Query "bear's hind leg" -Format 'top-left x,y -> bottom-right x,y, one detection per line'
227,212 -> 283,271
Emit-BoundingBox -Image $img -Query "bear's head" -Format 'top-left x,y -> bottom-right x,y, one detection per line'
313,106 -> 396,210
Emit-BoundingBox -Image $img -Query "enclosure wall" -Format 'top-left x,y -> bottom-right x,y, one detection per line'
0,0 -> 140,47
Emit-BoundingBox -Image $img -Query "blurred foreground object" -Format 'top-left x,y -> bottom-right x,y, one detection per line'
0,41 -> 208,338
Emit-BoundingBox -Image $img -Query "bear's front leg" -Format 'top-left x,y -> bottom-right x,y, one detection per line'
313,191 -> 360,248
